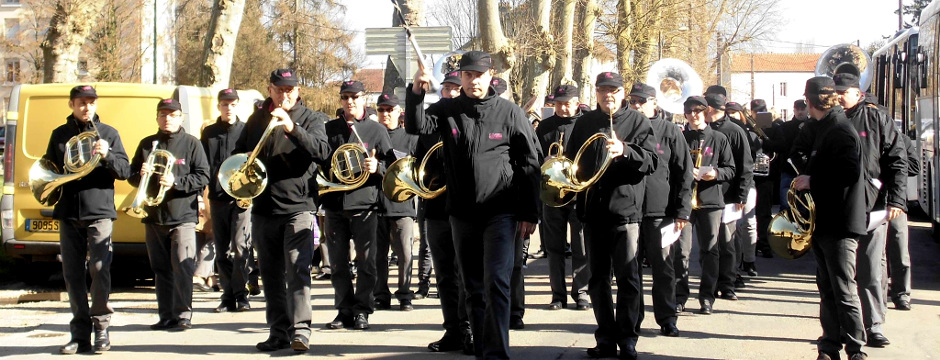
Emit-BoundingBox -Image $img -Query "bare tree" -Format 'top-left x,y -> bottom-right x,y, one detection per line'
573,0 -> 599,103
523,0 -> 554,109
550,0 -> 577,87
427,0 -> 477,49
40,0 -> 106,83
199,0 -> 247,88
88,0 -> 147,82
230,0 -> 282,93
392,0 -> 425,26
479,0 -> 515,79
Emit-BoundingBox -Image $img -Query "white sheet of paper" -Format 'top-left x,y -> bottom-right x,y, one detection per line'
722,203 -> 742,223
660,221 -> 682,248
696,166 -> 714,181
867,210 -> 888,232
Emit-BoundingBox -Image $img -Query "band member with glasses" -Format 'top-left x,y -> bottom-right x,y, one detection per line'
322,80 -> 393,331
130,99 -> 210,333
408,50 -> 541,359
628,83 -> 693,337
674,96 -> 735,316
235,69 -> 331,352
790,76 -> 868,360
46,85 -> 131,354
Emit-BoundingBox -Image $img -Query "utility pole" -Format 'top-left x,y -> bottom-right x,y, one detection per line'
750,54 -> 755,99
899,0 -> 903,30
716,35 -> 723,86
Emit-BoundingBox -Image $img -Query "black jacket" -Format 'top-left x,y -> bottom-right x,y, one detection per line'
683,127 -> 735,210
200,117 -> 244,202
319,116 -> 393,212
44,115 -> 132,221
644,113 -> 693,219
773,116 -> 809,176
380,126 -> 418,217
791,107 -> 866,238
129,129 -> 209,225
901,134 -> 919,176
233,98 -> 331,215
405,85 -> 541,223
845,99 -> 907,212
563,107 -> 658,224
709,115 -> 753,204
535,111 -> 582,162
415,133 -> 448,221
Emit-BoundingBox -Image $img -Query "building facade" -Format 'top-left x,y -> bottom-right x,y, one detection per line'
728,53 -> 821,120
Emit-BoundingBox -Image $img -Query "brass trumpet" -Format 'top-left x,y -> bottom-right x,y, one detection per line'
689,139 -> 705,210
382,141 -> 446,202
122,146 -> 176,218
29,116 -> 103,206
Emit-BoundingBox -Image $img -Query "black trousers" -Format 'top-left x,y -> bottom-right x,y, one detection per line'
813,234 -> 866,356
375,215 -> 415,303
640,217 -> 678,327
426,217 -> 470,335
585,221 -> 642,350
60,219 -> 114,342
325,209 -> 378,316
144,222 -> 197,322
451,214 -> 516,360
210,200 -> 252,304
253,211 -> 315,340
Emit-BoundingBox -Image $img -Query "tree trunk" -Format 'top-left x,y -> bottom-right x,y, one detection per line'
199,0 -> 247,88
524,0 -> 553,110
615,0 -> 633,79
574,0 -> 598,104
550,0 -> 576,87
478,0 -> 514,80
392,0 -> 425,26
40,0 -> 105,83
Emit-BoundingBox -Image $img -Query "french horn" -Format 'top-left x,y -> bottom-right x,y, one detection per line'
29,119 -> 103,206
382,141 -> 446,202
768,162 -> 815,259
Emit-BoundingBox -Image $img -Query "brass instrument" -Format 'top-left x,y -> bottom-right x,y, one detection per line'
218,99 -> 288,208
815,43 -> 873,91
383,141 -> 446,202
740,110 -> 776,177
541,132 -> 612,207
689,139 -> 705,209
29,114 -> 104,206
767,160 -> 815,259
317,124 -> 372,195
121,146 -> 176,218
646,58 -> 704,115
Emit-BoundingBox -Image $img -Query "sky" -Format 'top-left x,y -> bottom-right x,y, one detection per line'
337,0 -> 911,69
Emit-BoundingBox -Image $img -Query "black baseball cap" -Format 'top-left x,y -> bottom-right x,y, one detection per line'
684,96 -> 708,113
491,77 -> 508,95
750,99 -> 767,112
157,98 -> 182,112
793,99 -> 807,109
376,93 -> 399,107
442,71 -> 461,85
705,85 -> 727,96
544,94 -> 556,104
705,93 -> 727,109
70,85 -> 97,100
340,80 -> 365,94
805,76 -> 836,96
218,88 -> 239,101
595,72 -> 624,88
628,83 -> 656,99
458,51 -> 493,73
726,102 -> 744,112
270,69 -> 298,87
553,85 -> 579,102
833,73 -> 860,91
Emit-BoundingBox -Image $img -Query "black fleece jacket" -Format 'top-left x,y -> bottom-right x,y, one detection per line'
709,114 -> 754,204
233,98 -> 331,215
683,126 -> 735,210
563,107 -> 659,224
791,107 -> 866,238
535,111 -> 582,161
129,129 -> 209,225
405,85 -> 541,223
44,115 -> 132,221
773,117 -> 808,176
380,126 -> 418,217
415,133 -> 448,220
645,113 -> 693,219
320,115 -> 393,212
845,98 -> 907,212
200,117 -> 244,202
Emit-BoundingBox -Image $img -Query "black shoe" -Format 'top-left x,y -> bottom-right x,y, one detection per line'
291,334 -> 309,352
314,271 -> 331,280
327,313 -> 352,329
413,287 -> 429,300
866,332 -> 890,347
743,261 -> 758,276
586,344 -> 618,358
150,319 -> 179,331
759,247 -> 774,258
509,316 -> 525,330
548,301 -> 565,310
619,344 -> 638,360
849,352 -> 869,360
400,301 -> 414,311
576,299 -> 591,310
427,333 -> 464,352
353,314 -> 370,330
256,337 -> 290,351
59,340 -> 92,354
388,254 -> 399,268
528,250 -> 546,259
247,282 -> 262,296
462,332 -> 474,355
93,328 -> 110,353
699,301 -> 713,315
816,352 -> 839,360
374,300 -> 391,310
676,303 -> 685,313
733,275 -> 746,289
660,323 -> 679,337
719,291 -> 738,301
214,301 -> 235,313
236,298 -> 251,312
893,299 -> 911,310
175,319 -> 192,331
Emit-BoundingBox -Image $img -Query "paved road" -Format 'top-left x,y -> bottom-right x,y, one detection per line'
1,220 -> 938,359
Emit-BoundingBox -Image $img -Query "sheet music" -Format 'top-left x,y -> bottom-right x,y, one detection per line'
722,203 -> 742,223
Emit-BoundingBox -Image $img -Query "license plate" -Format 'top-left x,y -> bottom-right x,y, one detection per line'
26,219 -> 60,232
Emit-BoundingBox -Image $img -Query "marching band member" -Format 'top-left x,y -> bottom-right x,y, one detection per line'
235,69 -> 331,352
46,86 -> 131,354
629,83 -> 693,336
567,72 -> 657,360
725,101 -> 762,284
129,99 -> 210,332
408,50 -> 540,359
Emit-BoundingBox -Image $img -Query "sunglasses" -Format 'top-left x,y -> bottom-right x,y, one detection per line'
629,98 -> 652,105
376,107 -> 396,113
341,94 -> 362,101
685,108 -> 705,115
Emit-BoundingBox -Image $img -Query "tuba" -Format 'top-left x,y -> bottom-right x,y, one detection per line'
383,141 -> 446,202
815,43 -> 873,91
767,161 -> 815,259
218,99 -> 289,208
646,58 -> 703,115
541,131 -> 612,208
29,118 -> 103,206
317,124 -> 372,195
121,147 -> 176,218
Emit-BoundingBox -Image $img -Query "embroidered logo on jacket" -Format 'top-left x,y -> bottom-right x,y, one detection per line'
488,133 -> 503,140
176,159 -> 186,165
859,131 -> 868,138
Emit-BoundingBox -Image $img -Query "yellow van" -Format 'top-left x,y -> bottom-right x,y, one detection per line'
1,83 -> 263,263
